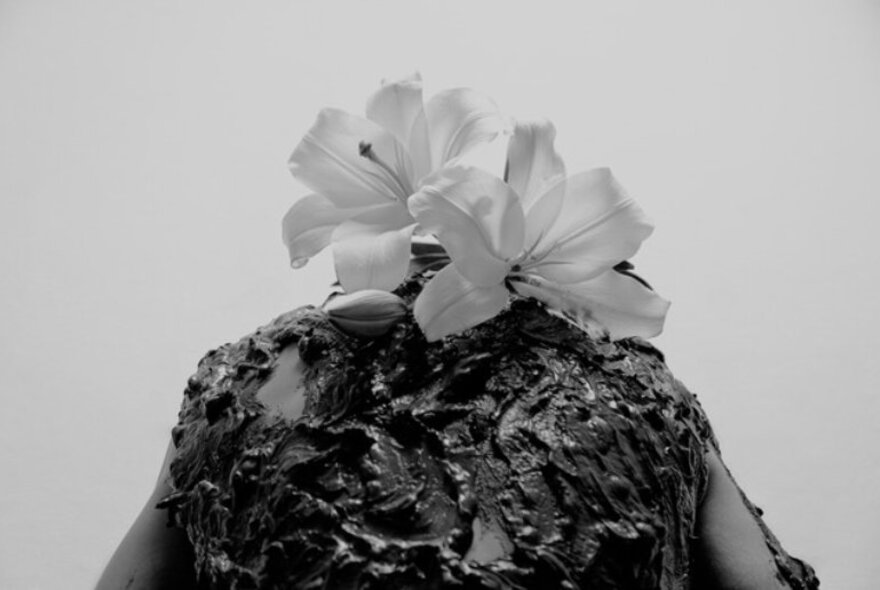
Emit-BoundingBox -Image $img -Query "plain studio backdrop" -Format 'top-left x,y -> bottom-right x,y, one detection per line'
1,1 -> 878,588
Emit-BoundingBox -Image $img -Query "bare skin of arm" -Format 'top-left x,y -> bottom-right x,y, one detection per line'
694,447 -> 792,590
95,441 -> 198,590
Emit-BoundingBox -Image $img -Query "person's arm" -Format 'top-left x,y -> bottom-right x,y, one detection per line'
95,441 -> 198,590
693,448 -> 792,590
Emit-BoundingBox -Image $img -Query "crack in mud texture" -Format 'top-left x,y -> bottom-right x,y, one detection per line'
161,296 -> 818,589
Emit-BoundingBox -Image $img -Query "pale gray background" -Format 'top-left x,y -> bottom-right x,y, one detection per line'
1,1 -> 878,588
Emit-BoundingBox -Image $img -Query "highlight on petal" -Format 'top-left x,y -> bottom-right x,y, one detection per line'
288,108 -> 415,208
527,168 -> 654,284
366,73 -> 425,151
408,166 -> 524,287
332,203 -> 417,292
521,174 -> 566,255
421,88 -> 508,171
506,119 -> 566,213
281,193 -> 365,268
414,264 -> 510,342
511,270 -> 670,340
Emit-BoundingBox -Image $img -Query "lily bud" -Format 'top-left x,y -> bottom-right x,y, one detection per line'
323,289 -> 407,337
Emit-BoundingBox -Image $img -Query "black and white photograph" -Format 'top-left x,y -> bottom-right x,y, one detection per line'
1,2 -> 877,588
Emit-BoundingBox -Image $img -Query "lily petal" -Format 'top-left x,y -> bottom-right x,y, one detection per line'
512,271 -> 670,340
281,193 -> 366,268
420,88 -> 508,171
366,73 -> 425,153
288,108 -> 415,207
409,166 -> 524,287
332,203 -> 417,292
528,168 -> 654,283
414,264 -> 510,342
506,119 -> 566,213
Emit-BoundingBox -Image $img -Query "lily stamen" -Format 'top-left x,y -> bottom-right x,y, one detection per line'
516,228 -> 548,267
358,141 -> 413,200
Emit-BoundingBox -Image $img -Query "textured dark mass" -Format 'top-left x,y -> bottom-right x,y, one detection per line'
161,278 -> 818,589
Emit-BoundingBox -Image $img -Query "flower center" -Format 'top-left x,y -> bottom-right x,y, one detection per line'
358,141 -> 414,201
508,231 -> 551,277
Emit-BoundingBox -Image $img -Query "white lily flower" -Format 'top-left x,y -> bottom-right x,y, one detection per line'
283,73 -> 507,292
408,119 -> 670,342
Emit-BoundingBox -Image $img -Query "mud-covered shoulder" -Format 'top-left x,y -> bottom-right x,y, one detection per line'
618,342 -> 820,589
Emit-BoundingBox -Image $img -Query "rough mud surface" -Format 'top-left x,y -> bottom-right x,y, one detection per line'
161,280 -> 818,589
